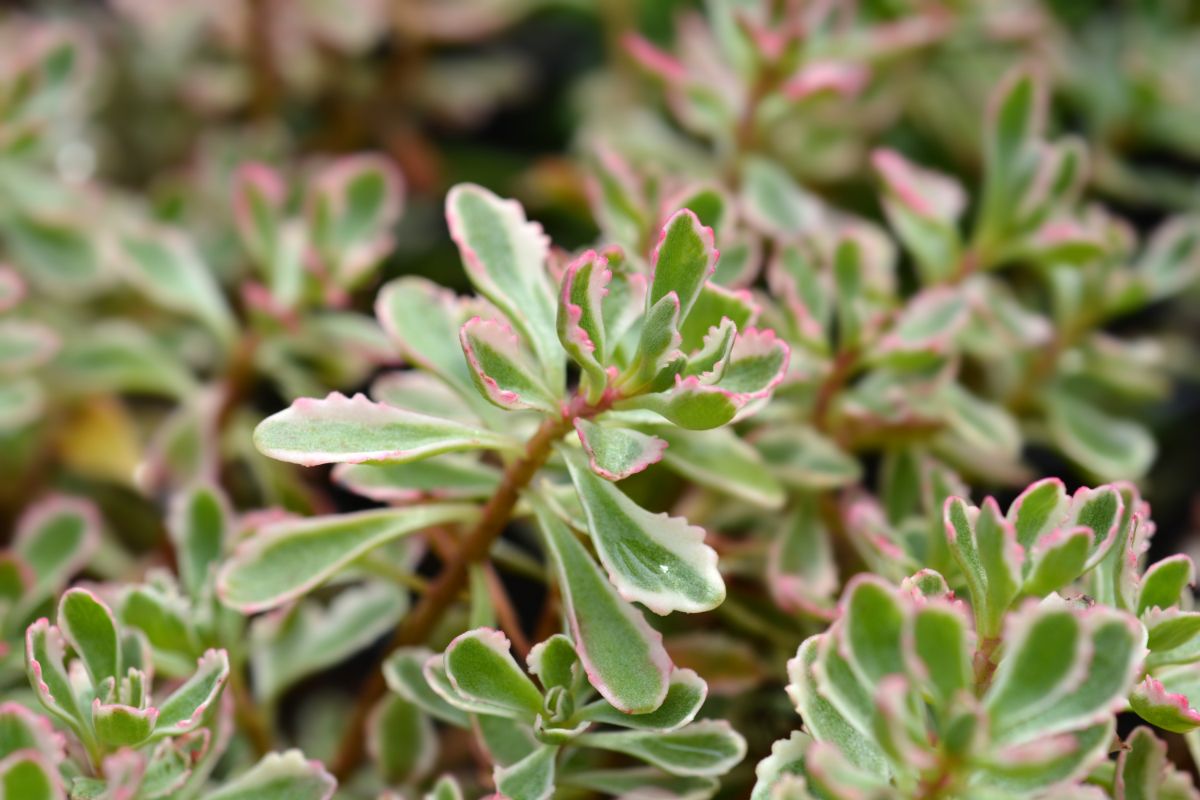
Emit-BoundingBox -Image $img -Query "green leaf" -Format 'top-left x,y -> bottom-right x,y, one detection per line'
526,635 -> 578,693
494,744 -> 557,800
119,585 -> 195,675
769,495 -> 837,618
785,637 -> 888,778
631,292 -> 683,386
564,448 -> 724,615
3,214 -> 101,296
0,750 -> 63,800
574,419 -> 667,481
252,582 -> 407,700
306,154 -> 403,287
425,775 -> 464,800
678,283 -> 756,353
55,322 -> 194,398
202,750 -> 335,800
460,316 -> 559,412
944,497 -> 1022,638
649,209 -> 718,322
1139,556 -> 1195,616
1021,527 -> 1093,598
443,629 -> 544,719
715,328 -> 789,399
979,719 -> 1113,793
557,249 -> 610,395
1130,676 -> 1200,734
872,149 -> 964,283
581,668 -> 706,732
910,602 -> 973,705
751,732 -> 812,800
167,483 -> 229,600
93,702 -> 156,748
253,391 -> 516,466
1008,478 -> 1069,550
740,157 -> 825,240
757,425 -> 862,490
382,649 -> 470,727
623,378 -> 739,430
57,588 -> 119,687
841,577 -> 905,686
1115,727 -> 1177,800
0,704 -> 60,764
369,694 -> 436,784
533,502 -> 671,714
987,605 -> 1144,744
13,495 -> 99,614
375,278 -> 479,404
0,377 -> 43,430
1136,216 -> 1200,301
1046,388 -> 1155,481
563,767 -> 718,800
217,503 -> 476,611
654,425 -> 783,509
333,456 -> 500,504
874,288 -> 967,369
1065,485 -> 1126,570
579,720 -> 746,777
0,320 -> 58,374
118,230 -> 235,345
153,649 -> 229,736
446,184 -> 561,386
23,620 -> 83,731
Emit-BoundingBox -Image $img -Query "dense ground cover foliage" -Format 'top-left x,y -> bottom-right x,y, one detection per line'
3,1 -> 1200,798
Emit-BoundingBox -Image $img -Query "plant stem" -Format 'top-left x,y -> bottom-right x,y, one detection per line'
228,660 -> 274,757
329,393 -> 610,779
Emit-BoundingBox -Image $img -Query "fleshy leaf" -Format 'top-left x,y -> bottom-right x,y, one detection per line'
578,720 -> 746,777
460,316 -> 558,412
253,392 -> 516,466
1008,478 -> 1069,550
581,668 -> 706,732
446,184 -> 561,386
368,694 -> 436,784
649,209 -> 718,322
557,250 -> 610,394
117,230 -> 235,345
0,750 -> 64,800
305,154 -> 403,288
201,750 -> 336,800
493,744 -> 557,800
0,703 -> 63,762
1021,527 -> 1093,598
167,484 -> 229,600
574,419 -> 667,481
944,497 -> 1023,638
382,649 -> 470,727
756,426 -> 861,490
1130,677 -> 1200,734
92,702 -> 157,748
375,278 -> 478,403
909,602 -> 973,705
13,496 -> 99,613
874,288 -> 967,368
217,504 -> 477,612
1138,556 -> 1195,616
57,589 -> 119,687
24,620 -> 83,730
564,448 -> 724,615
769,496 -> 837,618
0,320 -> 58,374
444,629 -> 544,719
333,457 -> 499,504
624,377 -> 739,430
1046,388 -> 1155,481
253,582 -> 407,702
533,500 -> 672,714
654,426 -> 783,509
715,328 -> 789,399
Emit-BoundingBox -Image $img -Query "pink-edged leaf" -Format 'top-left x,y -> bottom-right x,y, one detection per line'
333,456 -> 500,505
0,266 -> 25,312
649,209 -> 719,323
217,503 -> 477,612
444,629 -> 544,719
783,61 -> 869,101
92,701 -> 157,748
153,649 -> 229,737
681,318 -> 737,384
0,748 -> 65,800
622,33 -> 688,84
630,292 -> 684,389
232,162 -> 290,296
460,317 -> 558,413
1130,676 -> 1200,734
1138,555 -> 1195,616
0,320 -> 58,374
446,183 -> 561,386
714,327 -> 789,400
872,149 -> 966,223
24,620 -> 84,731
769,496 -> 837,619
574,419 -> 667,481
557,249 -> 610,396
306,153 -> 404,288
944,496 -> 1024,638
622,376 -> 740,431
874,287 -> 967,368
253,391 -> 517,467
563,448 -> 724,615
677,282 -> 757,353
1021,525 -> 1093,598
203,750 -> 336,800
13,495 -> 100,610
0,702 -> 65,762
57,588 -> 120,687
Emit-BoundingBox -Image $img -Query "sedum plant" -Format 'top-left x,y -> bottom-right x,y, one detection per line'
7,2 -> 1200,799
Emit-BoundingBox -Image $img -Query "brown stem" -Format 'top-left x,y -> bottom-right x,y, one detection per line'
812,349 -> 857,436
228,661 -> 274,757
329,393 -> 611,779
245,0 -> 280,120
973,635 -> 1001,694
